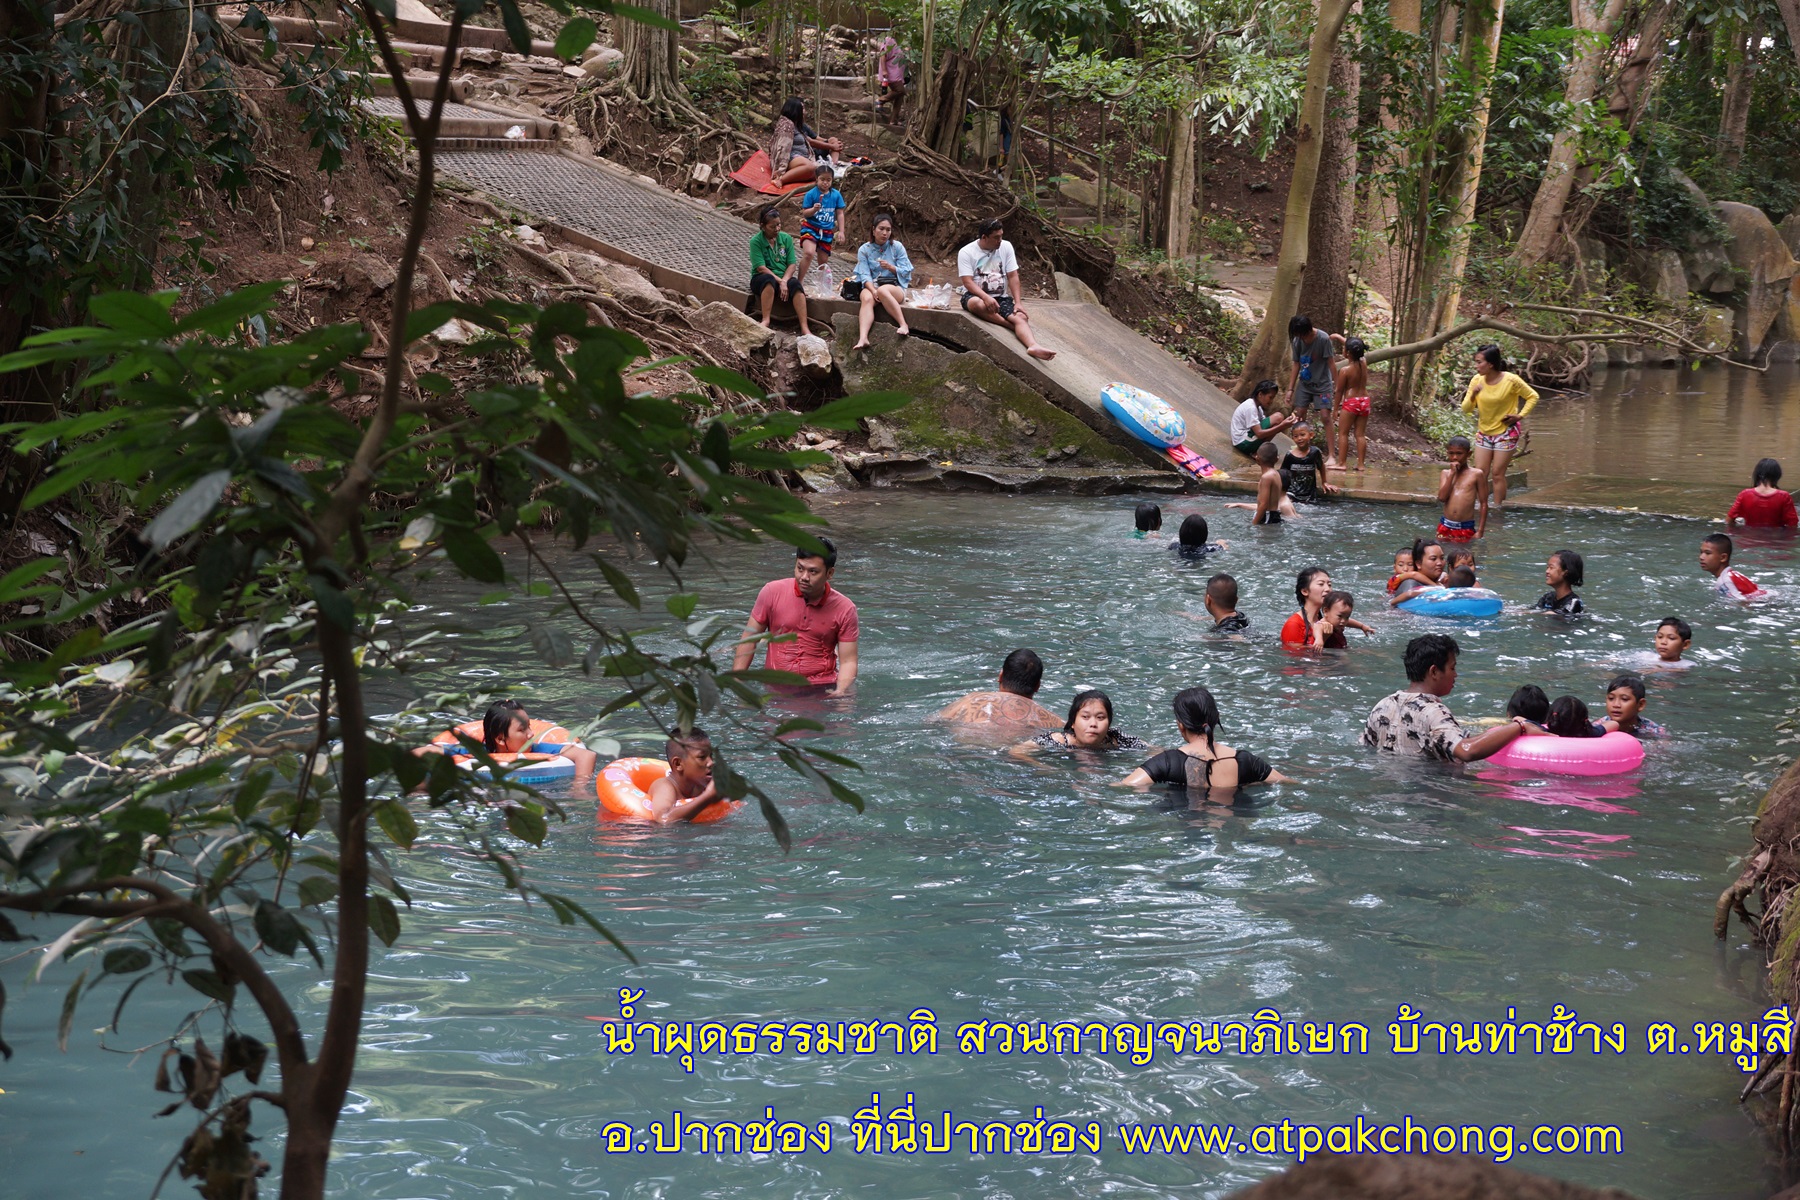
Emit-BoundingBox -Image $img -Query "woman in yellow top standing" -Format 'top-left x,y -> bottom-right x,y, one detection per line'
1459,344 -> 1538,506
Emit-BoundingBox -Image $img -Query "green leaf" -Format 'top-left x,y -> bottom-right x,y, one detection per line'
803,391 -> 913,429
150,918 -> 192,958
0,913 -> 25,942
374,800 -> 419,851
368,895 -> 401,947
253,900 -> 304,957
689,365 -> 764,397
665,592 -> 698,620
0,558 -> 60,605
309,574 -> 356,631
181,969 -> 235,1005
102,946 -> 153,975
553,14 -> 597,58
539,892 -> 638,962
174,282 -> 286,335
773,717 -> 826,736
528,623 -> 575,668
495,0 -> 536,53
591,554 -> 641,609
297,876 -> 338,908
505,803 -> 548,846
143,470 -> 231,552
58,969 -> 88,1050
442,526 -> 505,584
88,291 -> 177,337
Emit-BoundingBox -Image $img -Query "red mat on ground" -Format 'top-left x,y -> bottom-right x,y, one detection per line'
729,150 -> 810,195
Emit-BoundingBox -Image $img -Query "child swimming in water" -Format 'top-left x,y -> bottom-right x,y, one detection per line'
1310,589 -> 1374,649
1443,566 -> 1477,588
1226,442 -> 1299,525
1599,674 -> 1666,738
1533,549 -> 1585,615
1545,695 -> 1602,738
1389,538 -> 1446,602
1446,549 -> 1476,583
1700,532 -> 1768,601
1133,502 -> 1162,539
1171,513 -> 1227,556
1505,684 -> 1550,729
1386,548 -> 1414,595
1726,458 -> 1797,528
646,727 -> 726,823
1654,616 -> 1692,665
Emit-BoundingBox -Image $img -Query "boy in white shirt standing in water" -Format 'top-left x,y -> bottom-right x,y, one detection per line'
957,218 -> 1056,360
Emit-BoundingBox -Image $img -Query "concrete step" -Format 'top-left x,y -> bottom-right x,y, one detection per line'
220,7 -> 561,59
356,96 -> 559,143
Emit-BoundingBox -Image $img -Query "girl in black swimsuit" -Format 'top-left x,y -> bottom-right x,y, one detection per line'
1115,687 -> 1290,796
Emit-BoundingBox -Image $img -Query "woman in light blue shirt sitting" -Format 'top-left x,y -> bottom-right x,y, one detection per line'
846,212 -> 913,349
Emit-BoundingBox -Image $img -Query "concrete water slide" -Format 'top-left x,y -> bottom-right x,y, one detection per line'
430,148 -> 1236,472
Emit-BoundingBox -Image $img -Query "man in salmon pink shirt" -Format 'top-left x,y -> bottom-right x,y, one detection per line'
732,538 -> 859,695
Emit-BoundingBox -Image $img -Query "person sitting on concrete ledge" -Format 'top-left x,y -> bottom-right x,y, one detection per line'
956,219 -> 1055,361
848,212 -> 912,349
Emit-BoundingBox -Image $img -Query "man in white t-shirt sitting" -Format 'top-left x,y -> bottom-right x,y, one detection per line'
956,219 -> 1056,361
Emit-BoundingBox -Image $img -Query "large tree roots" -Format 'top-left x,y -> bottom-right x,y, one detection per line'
1715,756 -> 1800,1154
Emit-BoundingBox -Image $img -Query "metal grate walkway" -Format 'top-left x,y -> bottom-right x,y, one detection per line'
436,150 -> 754,291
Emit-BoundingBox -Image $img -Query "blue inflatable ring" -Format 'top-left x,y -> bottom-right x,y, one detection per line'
1395,586 -> 1505,618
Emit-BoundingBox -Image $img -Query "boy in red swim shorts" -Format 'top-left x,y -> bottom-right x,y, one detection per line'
1436,435 -> 1488,541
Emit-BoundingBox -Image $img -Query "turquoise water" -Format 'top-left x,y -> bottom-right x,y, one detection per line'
5,492 -> 1798,1198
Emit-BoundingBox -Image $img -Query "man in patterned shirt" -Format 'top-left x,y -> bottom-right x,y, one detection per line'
1362,634 -> 1531,762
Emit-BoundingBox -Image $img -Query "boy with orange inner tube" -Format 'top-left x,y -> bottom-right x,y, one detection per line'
645,728 -> 727,823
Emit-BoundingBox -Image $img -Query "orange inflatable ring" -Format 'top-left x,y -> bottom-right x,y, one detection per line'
596,757 -> 738,824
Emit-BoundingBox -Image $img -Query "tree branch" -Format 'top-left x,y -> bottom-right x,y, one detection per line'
1365,312 -> 1763,371
0,877 -> 311,1086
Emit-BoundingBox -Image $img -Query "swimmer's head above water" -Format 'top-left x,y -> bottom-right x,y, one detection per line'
482,699 -> 531,753
1062,690 -> 1117,747
1506,685 -> 1549,725
1655,616 -> 1692,661
1177,513 -> 1211,549
1546,695 -> 1600,738
998,648 -> 1045,698
1134,502 -> 1162,533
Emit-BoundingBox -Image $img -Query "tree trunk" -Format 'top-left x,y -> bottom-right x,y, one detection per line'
1296,34 -> 1359,334
1152,57 -> 1206,259
1359,0 -> 1419,304
620,0 -> 683,111
1233,0 -> 1358,396
914,50 -> 975,159
1511,0 -> 1628,267
1716,15 -> 1762,170
1427,0 -> 1507,336
1606,0 -> 1672,130
1776,0 -> 1800,76
0,0 -> 57,526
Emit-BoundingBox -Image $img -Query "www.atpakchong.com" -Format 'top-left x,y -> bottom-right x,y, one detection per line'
599,1104 -> 1624,1162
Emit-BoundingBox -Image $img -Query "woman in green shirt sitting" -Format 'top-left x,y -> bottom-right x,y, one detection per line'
750,206 -> 809,330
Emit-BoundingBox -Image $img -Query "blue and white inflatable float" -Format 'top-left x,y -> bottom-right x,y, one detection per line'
1101,382 -> 1185,448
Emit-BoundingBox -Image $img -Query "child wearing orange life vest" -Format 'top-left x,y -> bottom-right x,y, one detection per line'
1386,548 -> 1414,595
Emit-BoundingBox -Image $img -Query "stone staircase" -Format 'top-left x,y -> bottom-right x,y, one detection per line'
223,2 -> 569,149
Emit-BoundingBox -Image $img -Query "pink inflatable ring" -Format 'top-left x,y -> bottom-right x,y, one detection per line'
1487,730 -> 1644,776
